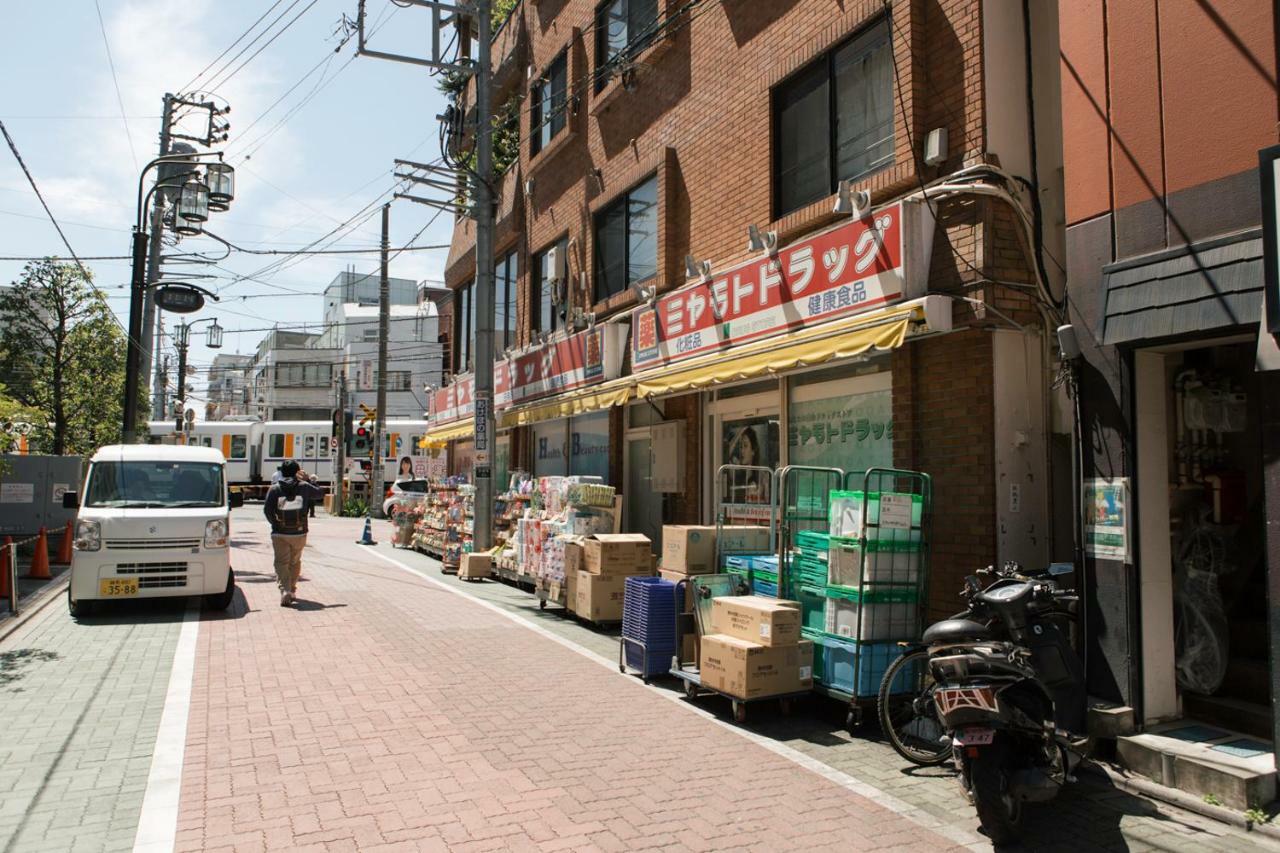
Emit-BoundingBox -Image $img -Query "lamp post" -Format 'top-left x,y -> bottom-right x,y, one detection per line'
122,152 -> 233,443
174,317 -> 224,432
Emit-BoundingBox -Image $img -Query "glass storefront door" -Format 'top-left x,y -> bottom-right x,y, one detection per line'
625,433 -> 662,545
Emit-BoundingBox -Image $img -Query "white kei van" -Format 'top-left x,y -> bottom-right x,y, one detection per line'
63,444 -> 243,618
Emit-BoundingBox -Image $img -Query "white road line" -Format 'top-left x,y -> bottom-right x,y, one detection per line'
133,603 -> 200,853
366,549 -> 986,848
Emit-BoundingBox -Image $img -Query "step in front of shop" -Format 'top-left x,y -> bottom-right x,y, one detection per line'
1116,721 -> 1276,810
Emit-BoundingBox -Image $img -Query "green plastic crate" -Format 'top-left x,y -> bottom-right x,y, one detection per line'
796,584 -> 827,632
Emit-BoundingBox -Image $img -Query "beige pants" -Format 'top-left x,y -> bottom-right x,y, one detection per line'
271,534 -> 306,593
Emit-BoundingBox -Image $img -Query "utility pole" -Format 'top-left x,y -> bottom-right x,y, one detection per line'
145,93 -> 174,420
472,0 -> 496,552
175,321 -> 189,420
372,203 -> 390,502
335,372 -> 346,512
354,0 -> 493,547
121,227 -> 150,443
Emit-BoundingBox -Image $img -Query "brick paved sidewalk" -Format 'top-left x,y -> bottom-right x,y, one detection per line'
174,519 -> 971,852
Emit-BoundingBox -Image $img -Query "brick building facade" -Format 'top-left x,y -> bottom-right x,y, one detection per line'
433,0 -> 1068,622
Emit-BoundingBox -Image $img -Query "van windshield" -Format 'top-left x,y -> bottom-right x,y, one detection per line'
85,461 -> 225,508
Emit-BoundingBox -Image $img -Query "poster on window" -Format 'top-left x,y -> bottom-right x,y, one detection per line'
1084,478 -> 1130,562
722,418 -> 778,519
788,389 -> 892,477
569,413 -> 610,480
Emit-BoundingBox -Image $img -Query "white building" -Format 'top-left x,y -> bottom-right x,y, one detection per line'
204,353 -> 252,420
248,330 -> 341,421
317,271 -> 442,418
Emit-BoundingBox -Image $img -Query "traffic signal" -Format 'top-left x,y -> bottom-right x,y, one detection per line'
351,425 -> 370,457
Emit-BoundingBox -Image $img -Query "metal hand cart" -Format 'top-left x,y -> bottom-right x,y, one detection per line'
826,467 -> 931,727
667,574 -> 808,722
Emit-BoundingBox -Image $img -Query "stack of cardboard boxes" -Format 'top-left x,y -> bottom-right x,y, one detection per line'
700,596 -> 814,699
563,533 -> 655,623
656,523 -> 776,666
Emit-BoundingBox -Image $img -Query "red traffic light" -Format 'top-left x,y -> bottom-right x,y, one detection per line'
356,427 -> 369,438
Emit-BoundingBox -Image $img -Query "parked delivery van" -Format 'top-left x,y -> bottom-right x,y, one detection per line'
63,444 -> 243,617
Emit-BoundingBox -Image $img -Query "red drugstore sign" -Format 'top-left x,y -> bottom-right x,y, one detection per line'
508,324 -> 628,405
631,200 -> 934,371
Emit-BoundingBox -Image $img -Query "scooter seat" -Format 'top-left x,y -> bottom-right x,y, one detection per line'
923,618 -> 995,644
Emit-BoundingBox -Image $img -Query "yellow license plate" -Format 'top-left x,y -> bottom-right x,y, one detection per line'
100,578 -> 139,597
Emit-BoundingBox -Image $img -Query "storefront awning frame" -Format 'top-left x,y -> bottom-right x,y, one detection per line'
497,379 -> 634,428
419,419 -> 475,446
631,296 -> 948,399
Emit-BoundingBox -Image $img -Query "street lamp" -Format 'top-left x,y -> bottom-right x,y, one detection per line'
122,151 -> 233,443
174,316 -> 224,434
205,161 -> 235,212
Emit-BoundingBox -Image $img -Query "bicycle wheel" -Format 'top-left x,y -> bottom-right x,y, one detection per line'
878,648 -> 951,766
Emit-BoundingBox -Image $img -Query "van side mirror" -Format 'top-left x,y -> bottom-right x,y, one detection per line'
228,490 -> 244,509
62,491 -> 79,509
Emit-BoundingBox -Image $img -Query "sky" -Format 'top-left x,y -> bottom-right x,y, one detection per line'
0,0 -> 457,414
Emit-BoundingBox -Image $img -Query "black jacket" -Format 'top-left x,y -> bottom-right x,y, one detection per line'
264,478 -> 325,535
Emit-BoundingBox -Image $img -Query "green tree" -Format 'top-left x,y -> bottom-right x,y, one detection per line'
0,259 -> 132,455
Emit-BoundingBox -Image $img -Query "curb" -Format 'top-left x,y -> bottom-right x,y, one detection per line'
0,571 -> 70,645
1090,764 -> 1280,845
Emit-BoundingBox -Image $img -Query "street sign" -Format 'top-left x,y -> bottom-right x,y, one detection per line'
154,285 -> 205,314
358,403 -> 377,426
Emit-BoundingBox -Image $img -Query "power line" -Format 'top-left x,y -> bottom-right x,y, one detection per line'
207,0 -> 320,94
92,0 -> 139,172
0,120 -> 93,283
179,0 -> 286,93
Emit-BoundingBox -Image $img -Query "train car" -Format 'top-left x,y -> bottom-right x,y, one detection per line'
259,420 -> 337,486
146,419 -> 260,486
146,417 -> 439,500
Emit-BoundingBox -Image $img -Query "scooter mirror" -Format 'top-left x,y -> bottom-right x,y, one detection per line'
1047,562 -> 1074,577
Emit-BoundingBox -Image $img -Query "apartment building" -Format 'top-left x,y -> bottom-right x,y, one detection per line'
204,353 -> 252,421
1060,0 -> 1279,757
431,0 -> 1067,625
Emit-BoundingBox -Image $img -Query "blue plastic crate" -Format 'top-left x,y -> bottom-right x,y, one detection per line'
814,636 -> 912,698
752,578 -> 778,597
621,577 -> 678,677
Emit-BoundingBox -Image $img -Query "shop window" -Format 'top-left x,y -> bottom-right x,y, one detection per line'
530,52 -> 568,156
773,16 -> 893,216
532,420 -> 568,477
595,0 -> 659,91
496,250 -> 518,351
722,416 -> 779,507
454,280 -> 474,372
533,236 -> 568,336
593,175 -> 658,303
570,412 -> 610,480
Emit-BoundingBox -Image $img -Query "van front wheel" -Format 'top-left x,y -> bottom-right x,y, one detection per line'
204,569 -> 235,611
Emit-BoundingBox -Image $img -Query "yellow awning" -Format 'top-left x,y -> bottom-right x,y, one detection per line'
633,304 -> 918,398
419,419 -> 475,447
498,380 -> 633,428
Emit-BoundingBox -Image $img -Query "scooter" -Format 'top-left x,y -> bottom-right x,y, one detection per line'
924,563 -> 1085,843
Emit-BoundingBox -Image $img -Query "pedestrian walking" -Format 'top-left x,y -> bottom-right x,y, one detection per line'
263,460 -> 324,607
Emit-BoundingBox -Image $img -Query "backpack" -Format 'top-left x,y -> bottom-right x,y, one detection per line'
276,481 -> 307,533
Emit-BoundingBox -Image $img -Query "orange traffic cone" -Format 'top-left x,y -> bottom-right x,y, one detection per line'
0,536 -> 11,601
27,527 -> 51,580
55,520 -> 73,564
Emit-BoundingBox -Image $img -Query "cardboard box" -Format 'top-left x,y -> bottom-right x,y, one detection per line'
458,553 -> 492,580
583,533 -> 652,577
661,525 -> 718,574
659,569 -> 697,611
711,596 -> 801,647
718,525 -> 772,555
699,634 -> 814,699
573,570 -> 628,622
563,537 -> 586,575
564,567 -> 579,614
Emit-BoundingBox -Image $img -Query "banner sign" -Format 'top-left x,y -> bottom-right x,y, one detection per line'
508,325 -> 623,405
631,201 -> 932,372
428,326 -> 627,428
